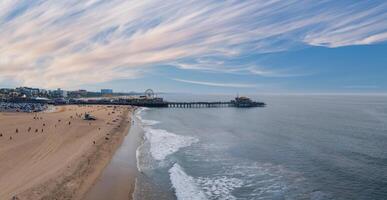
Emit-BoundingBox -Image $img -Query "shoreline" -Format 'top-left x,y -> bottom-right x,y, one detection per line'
83,109 -> 143,200
0,105 -> 134,200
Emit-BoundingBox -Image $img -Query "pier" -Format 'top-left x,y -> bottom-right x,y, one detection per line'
2,89 -> 266,108
70,98 -> 265,108
168,102 -> 234,108
66,100 -> 265,108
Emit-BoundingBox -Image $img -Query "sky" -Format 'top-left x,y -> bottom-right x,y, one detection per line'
0,0 -> 386,94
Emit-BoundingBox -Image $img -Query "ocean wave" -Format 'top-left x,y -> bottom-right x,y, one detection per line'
136,143 -> 143,172
169,163 -> 207,200
141,119 -> 160,126
228,162 -> 293,198
135,107 -> 161,126
221,162 -> 330,199
135,107 -> 150,120
144,128 -> 198,160
196,177 -> 243,200
136,107 -> 149,114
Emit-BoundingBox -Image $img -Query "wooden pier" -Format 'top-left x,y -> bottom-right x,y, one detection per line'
167,102 -> 232,108
56,100 -> 265,108
70,101 -> 237,108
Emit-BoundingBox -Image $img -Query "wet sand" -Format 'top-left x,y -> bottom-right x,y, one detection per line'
0,105 -> 133,200
84,116 -> 142,200
85,112 -> 176,200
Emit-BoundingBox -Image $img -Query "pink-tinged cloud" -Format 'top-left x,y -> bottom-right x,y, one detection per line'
0,0 -> 386,88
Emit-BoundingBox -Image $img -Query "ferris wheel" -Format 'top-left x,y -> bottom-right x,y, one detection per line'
144,89 -> 155,99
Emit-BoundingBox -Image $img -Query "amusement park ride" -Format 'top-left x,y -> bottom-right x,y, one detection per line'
140,89 -> 156,99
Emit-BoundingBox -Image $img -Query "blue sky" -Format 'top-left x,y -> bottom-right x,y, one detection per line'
0,0 -> 386,94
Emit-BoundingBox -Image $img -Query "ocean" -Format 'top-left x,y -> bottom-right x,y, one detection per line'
133,94 -> 387,200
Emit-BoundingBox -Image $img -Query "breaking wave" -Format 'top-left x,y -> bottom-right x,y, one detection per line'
135,107 -> 149,121
169,163 -> 207,200
141,119 -> 160,126
135,107 -> 160,126
135,107 -> 198,162
197,177 -> 243,200
169,164 -> 244,200
144,128 -> 198,160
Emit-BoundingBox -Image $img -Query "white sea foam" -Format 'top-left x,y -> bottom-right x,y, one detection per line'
169,164 -> 207,200
197,177 -> 243,200
141,119 -> 160,126
135,107 -> 151,120
135,107 -> 148,120
135,143 -> 143,172
133,178 -> 139,200
135,107 -> 160,126
145,128 -> 198,160
169,164 -> 243,200
222,162 -> 316,199
137,107 -> 149,114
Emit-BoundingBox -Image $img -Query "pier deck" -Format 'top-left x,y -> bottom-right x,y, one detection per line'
67,101 -> 264,108
168,102 -> 231,108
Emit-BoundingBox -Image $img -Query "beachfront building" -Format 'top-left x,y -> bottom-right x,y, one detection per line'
50,88 -> 68,98
15,87 -> 41,97
68,89 -> 88,98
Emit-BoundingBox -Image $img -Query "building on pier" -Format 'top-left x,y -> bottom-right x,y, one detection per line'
231,96 -> 264,107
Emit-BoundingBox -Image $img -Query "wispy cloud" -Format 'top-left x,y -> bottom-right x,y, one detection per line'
171,61 -> 310,77
173,78 -> 258,88
0,1 -> 386,88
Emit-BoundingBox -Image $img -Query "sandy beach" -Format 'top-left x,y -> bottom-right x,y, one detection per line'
0,105 -> 134,200
83,115 -> 143,200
